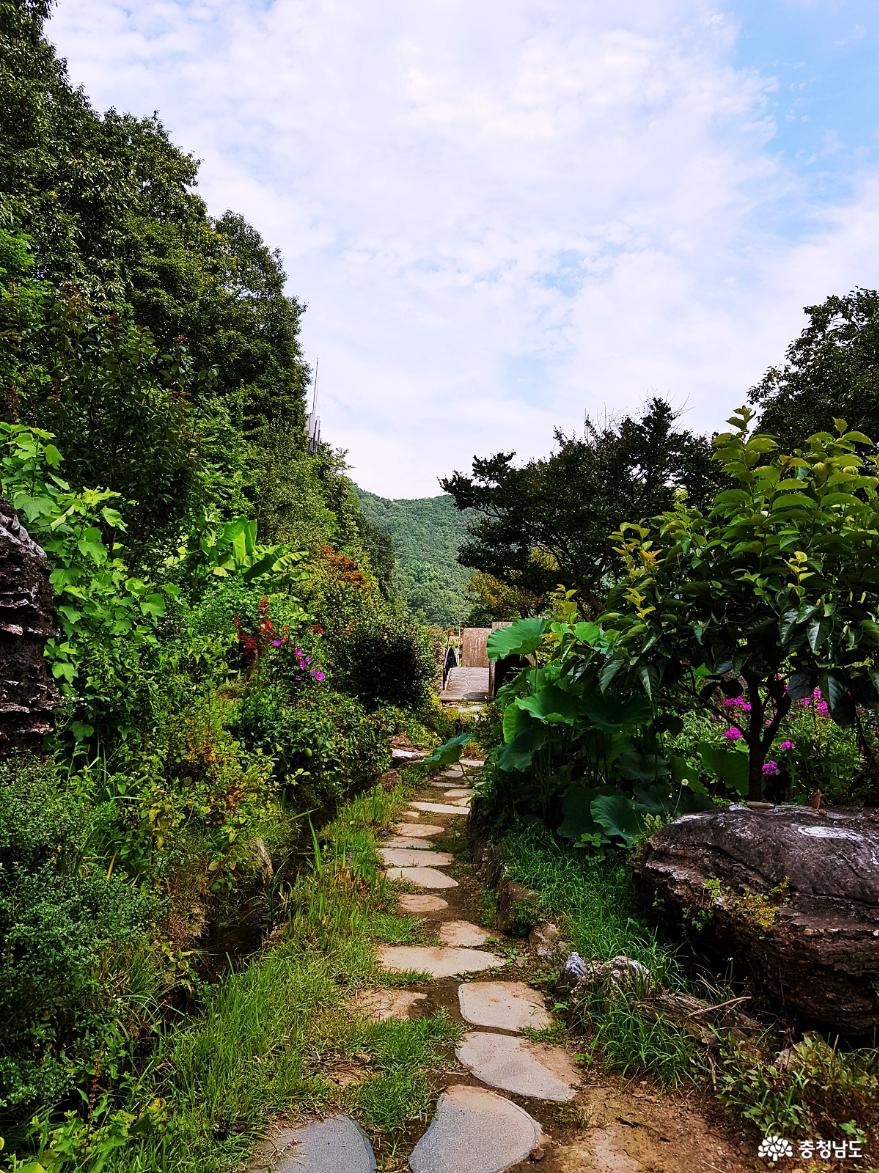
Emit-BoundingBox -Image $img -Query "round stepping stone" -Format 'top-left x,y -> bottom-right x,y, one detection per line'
379,945 -> 506,978
380,847 -> 453,868
386,866 -> 459,889
457,981 -> 551,1032
443,788 -> 473,798
410,801 -> 468,815
351,988 -> 427,1022
456,1031 -> 578,1101
409,1083 -> 542,1173
399,893 -> 448,913
438,920 -> 490,947
383,835 -> 439,849
394,822 -> 444,838
272,1114 -> 375,1172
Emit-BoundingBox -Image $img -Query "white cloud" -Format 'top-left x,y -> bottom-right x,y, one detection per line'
48,0 -> 879,496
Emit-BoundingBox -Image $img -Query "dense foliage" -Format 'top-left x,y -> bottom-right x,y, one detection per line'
355,489 -> 472,625
442,398 -> 718,614
0,7 -> 441,1163
750,289 -> 879,450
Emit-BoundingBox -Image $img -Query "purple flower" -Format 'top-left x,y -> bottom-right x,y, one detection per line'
723,727 -> 742,741
816,700 -> 829,717
762,760 -> 780,776
778,739 -> 795,751
272,638 -> 282,647
312,669 -> 325,682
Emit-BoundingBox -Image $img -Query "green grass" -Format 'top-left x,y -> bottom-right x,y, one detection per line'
12,772 -> 463,1173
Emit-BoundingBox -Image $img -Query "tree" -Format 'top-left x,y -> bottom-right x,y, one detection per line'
750,289 -> 879,449
603,407 -> 879,800
442,398 -> 717,614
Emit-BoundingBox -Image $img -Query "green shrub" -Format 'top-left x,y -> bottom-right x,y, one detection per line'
0,758 -> 153,1129
322,604 -> 436,711
233,683 -> 390,813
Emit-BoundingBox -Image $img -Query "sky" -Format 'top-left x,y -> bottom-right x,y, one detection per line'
48,0 -> 879,498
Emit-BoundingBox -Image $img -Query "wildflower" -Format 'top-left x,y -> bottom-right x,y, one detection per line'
816,700 -> 829,717
762,761 -> 780,776
723,728 -> 742,740
312,670 -> 325,682
778,740 -> 795,751
272,639 -> 282,647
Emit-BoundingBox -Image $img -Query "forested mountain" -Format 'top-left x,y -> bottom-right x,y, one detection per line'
355,489 -> 472,626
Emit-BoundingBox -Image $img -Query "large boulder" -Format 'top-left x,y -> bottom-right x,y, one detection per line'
0,498 -> 58,748
633,804 -> 879,1035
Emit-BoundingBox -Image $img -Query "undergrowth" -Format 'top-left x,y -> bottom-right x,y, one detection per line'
4,772 -> 460,1172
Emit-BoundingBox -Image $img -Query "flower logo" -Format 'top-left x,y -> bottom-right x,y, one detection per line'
757,1136 -> 794,1163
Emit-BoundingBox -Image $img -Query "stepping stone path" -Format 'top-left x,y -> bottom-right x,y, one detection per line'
399,893 -> 448,912
379,847 -> 453,868
263,759 -> 753,1173
458,981 -> 551,1032
456,1031 -> 579,1101
270,1115 -> 376,1172
408,800 -> 468,815
378,945 -> 505,978
438,919 -> 490,947
394,822 -> 444,837
385,865 -> 458,888
350,988 -> 427,1022
409,1085 -> 543,1173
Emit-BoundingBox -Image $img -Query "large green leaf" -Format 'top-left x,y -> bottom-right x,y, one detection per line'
614,752 -> 670,783
590,793 -> 642,847
699,744 -> 748,797
487,618 -> 548,660
496,727 -> 547,772
422,732 -> 474,769
517,683 -> 583,724
582,689 -> 652,732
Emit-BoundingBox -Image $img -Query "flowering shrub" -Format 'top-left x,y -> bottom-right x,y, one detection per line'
233,597 -> 326,688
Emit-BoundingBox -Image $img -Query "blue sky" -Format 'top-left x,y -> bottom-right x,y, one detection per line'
48,0 -> 879,497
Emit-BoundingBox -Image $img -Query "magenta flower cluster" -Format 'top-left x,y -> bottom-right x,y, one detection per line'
798,686 -> 829,717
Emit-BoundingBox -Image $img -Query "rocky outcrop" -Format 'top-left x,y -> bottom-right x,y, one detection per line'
634,804 -> 879,1035
0,498 -> 58,748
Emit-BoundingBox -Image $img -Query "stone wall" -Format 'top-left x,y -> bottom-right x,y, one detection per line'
0,498 -> 58,748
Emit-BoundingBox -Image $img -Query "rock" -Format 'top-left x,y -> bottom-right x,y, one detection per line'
409,1084 -> 543,1173
438,920 -> 490,947
634,804 -> 879,1034
265,1114 -> 375,1172
495,879 -> 541,937
455,1031 -> 578,1101
442,788 -> 473,798
528,921 -> 569,962
458,981 -> 551,1032
0,498 -> 59,749
472,840 -> 505,888
392,747 -> 426,762
250,838 -> 274,881
647,991 -> 766,1048
379,847 -> 453,868
378,945 -> 506,978
386,866 -> 459,889
394,822 -> 444,838
351,988 -> 427,1022
556,952 -> 588,994
399,894 -> 448,913
383,835 -> 440,849
409,801 -> 469,816
572,955 -> 654,999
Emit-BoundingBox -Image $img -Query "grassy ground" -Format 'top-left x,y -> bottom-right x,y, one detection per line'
12,773 -> 460,1173
495,821 -> 879,1154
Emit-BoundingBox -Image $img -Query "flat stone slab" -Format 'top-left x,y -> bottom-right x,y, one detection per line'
386,866 -> 459,889
443,788 -> 473,798
380,847 -> 453,868
394,822 -> 444,838
461,759 -> 484,768
438,920 -> 490,947
453,797 -> 472,807
409,801 -> 468,816
271,1114 -> 375,1172
456,1031 -> 578,1101
409,1083 -> 542,1173
379,945 -> 506,978
392,748 -> 426,762
351,988 -> 427,1022
383,835 -> 439,849
399,893 -> 449,913
430,778 -> 466,789
458,981 -> 551,1032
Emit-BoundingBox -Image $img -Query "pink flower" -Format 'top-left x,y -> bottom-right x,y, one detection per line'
816,701 -> 829,717
272,639 -> 282,647
723,728 -> 742,740
312,669 -> 326,682
778,740 -> 795,751
762,760 -> 780,776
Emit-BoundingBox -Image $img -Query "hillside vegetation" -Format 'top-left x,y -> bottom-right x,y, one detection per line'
355,489 -> 472,626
